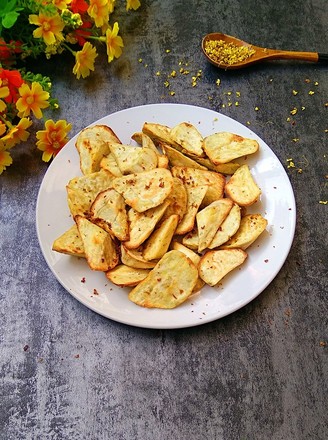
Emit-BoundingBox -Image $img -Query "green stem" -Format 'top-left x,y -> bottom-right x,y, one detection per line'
62,42 -> 76,55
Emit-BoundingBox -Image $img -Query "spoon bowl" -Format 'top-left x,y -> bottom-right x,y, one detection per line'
202,33 -> 327,70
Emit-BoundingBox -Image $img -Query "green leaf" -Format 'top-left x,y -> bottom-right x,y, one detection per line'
0,0 -> 17,15
2,11 -> 19,29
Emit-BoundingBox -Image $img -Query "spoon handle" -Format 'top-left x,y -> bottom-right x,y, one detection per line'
318,53 -> 328,63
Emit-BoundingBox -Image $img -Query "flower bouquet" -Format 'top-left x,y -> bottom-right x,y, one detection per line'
0,0 -> 141,174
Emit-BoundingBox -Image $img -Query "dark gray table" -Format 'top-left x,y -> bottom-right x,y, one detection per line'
1,1 -> 327,439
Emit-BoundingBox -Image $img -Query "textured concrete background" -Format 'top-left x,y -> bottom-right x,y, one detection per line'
1,0 -> 327,439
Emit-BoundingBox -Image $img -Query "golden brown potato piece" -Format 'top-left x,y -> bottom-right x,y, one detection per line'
170,122 -> 204,157
162,143 -> 207,170
128,250 -> 198,309
142,122 -> 180,148
181,229 -> 199,250
175,185 -> 208,235
123,200 -> 170,249
209,203 -> 241,249
75,215 -> 119,271
100,153 -> 123,177
112,168 -> 173,212
161,177 -> 188,222
120,245 -> 157,269
225,164 -> 261,206
196,198 -> 233,252
198,249 -> 247,286
143,214 -> 179,261
66,169 -> 114,217
109,142 -> 158,174
220,213 -> 268,250
194,156 -> 240,175
89,188 -> 128,241
171,166 -> 225,208
52,224 -> 85,257
171,241 -> 205,292
203,132 -> 259,164
75,125 -> 121,175
106,265 -> 150,287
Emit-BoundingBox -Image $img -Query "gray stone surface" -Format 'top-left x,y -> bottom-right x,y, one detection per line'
0,0 -> 327,439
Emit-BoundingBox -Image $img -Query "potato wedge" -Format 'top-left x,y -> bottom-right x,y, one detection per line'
171,241 -> 205,292
162,176 -> 188,221
128,250 -> 198,308
75,125 -> 121,175
170,122 -> 204,157
106,265 -> 150,287
181,228 -> 199,250
75,215 -> 119,271
89,188 -> 128,241
175,184 -> 208,235
121,244 -> 157,269
66,169 -> 114,217
123,200 -> 170,249
112,168 -> 173,212
142,122 -> 180,148
209,203 -> 241,248
171,166 -> 225,208
203,132 -> 259,164
100,153 -> 123,177
194,156 -> 240,175
143,214 -> 179,261
52,224 -> 85,257
225,164 -> 261,206
196,198 -> 233,252
109,142 -> 158,174
162,143 -> 207,170
220,213 -> 268,250
137,133 -> 169,169
199,249 -> 247,286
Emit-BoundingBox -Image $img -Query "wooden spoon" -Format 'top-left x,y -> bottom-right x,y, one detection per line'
202,33 -> 328,70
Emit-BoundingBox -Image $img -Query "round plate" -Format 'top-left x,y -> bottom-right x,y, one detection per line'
36,103 -> 296,329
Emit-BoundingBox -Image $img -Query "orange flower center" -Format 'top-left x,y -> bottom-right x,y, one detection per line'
50,131 -> 58,140
43,22 -> 51,31
26,96 -> 34,104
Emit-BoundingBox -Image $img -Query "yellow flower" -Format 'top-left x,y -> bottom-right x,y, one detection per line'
0,80 -> 9,112
36,119 -> 72,162
126,0 -> 141,11
0,144 -> 13,175
53,0 -> 72,10
0,122 -> 6,137
29,12 -> 65,45
2,118 -> 33,149
88,0 -> 110,28
73,42 -> 98,79
108,0 -> 116,13
105,22 -> 124,63
16,82 -> 50,119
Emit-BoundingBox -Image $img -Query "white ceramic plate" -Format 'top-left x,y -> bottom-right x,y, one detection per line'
36,103 -> 296,329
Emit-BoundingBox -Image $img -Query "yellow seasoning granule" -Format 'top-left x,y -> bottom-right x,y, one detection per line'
309,91 -> 315,95
204,39 -> 255,65
290,107 -> 298,115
